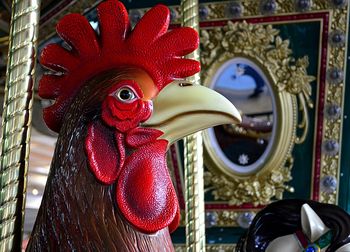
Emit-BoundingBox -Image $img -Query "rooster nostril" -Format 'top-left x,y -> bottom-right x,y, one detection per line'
178,82 -> 193,87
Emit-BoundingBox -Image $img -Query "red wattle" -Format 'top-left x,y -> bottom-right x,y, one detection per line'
126,128 -> 163,148
116,140 -> 179,233
85,121 -> 125,184
168,203 -> 180,233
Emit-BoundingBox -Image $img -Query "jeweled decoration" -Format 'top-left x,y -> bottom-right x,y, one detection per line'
260,0 -> 277,14
330,0 -> 348,8
327,68 -> 344,85
226,2 -> 243,18
329,30 -> 346,47
205,211 -> 218,227
320,176 -> 337,194
237,212 -> 255,229
199,5 -> 209,20
296,0 -> 312,11
325,104 -> 341,120
322,140 -> 339,156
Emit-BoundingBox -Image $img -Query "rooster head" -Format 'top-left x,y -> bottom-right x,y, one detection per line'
39,0 -> 241,234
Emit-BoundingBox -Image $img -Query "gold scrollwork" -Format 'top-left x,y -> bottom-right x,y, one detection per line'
201,21 -> 314,206
320,6 -> 348,205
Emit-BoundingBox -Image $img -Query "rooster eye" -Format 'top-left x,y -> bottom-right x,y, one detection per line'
116,87 -> 137,102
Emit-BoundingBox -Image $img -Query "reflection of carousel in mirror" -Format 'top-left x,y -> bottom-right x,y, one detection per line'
209,58 -> 274,175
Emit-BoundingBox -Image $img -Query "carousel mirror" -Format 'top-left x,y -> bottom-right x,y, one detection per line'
207,58 -> 275,175
201,21 -> 315,205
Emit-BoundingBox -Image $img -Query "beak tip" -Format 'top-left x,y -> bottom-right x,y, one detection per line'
231,107 -> 242,124
236,114 -> 242,124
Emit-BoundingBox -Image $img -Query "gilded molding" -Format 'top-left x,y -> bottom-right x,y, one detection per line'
181,0 -> 207,251
0,0 -> 41,251
320,6 -> 348,204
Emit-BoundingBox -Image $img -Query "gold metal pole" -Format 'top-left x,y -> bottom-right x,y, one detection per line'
181,1 -> 206,251
0,0 -> 41,251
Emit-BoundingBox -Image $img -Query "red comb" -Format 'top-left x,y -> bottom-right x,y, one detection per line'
39,0 -> 200,132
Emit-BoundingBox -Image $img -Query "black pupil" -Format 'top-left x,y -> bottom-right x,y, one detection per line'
120,89 -> 132,100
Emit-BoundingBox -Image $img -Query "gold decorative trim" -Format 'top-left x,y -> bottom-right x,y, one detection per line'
128,1 -> 336,24
0,0 -> 41,251
181,0 -> 207,251
319,5 -> 349,205
201,21 -> 314,206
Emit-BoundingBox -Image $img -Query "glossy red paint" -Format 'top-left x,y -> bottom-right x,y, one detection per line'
126,127 -> 164,148
85,121 -> 125,184
39,0 -> 200,132
101,80 -> 153,133
86,117 -> 175,233
117,140 -> 179,234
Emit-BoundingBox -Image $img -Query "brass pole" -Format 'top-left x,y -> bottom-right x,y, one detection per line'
181,0 -> 206,251
0,0 -> 41,251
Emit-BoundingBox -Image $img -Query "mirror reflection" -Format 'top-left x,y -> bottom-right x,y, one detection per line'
207,58 -> 275,175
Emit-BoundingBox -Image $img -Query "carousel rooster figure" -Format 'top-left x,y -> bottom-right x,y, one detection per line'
27,0 -> 241,251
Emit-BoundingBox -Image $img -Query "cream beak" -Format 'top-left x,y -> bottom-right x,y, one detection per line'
142,81 -> 242,145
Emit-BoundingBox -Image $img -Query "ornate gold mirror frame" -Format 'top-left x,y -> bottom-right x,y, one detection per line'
202,21 -> 314,205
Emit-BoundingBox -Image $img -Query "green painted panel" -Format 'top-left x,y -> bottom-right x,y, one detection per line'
276,21 -> 320,200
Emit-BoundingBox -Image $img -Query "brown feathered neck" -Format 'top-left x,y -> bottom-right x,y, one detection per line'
27,71 -> 174,251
